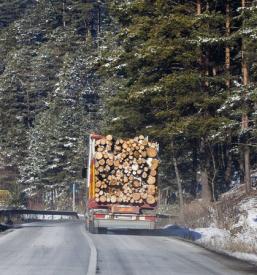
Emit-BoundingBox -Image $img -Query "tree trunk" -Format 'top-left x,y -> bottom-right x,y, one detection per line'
172,150 -> 184,223
196,0 -> 201,15
225,2 -> 231,89
208,143 -> 217,202
224,2 -> 233,188
241,0 -> 251,194
201,168 -> 212,202
62,1 -> 66,28
224,145 -> 232,186
191,141 -> 198,197
200,140 -> 212,202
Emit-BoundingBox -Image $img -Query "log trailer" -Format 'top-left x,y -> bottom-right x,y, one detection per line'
85,133 -> 159,233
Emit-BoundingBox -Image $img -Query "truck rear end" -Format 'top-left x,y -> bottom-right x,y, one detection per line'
85,134 -> 159,233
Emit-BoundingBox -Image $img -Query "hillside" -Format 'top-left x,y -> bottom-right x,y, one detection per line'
0,0 -> 106,207
1,1 -> 257,211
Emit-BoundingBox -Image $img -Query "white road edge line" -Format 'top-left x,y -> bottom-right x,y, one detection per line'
81,227 -> 97,275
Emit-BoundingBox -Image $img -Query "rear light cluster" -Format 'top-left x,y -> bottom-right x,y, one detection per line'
94,213 -> 107,219
94,213 -> 156,222
139,216 -> 156,222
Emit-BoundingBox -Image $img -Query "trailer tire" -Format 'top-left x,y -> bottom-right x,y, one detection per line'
98,227 -> 107,234
89,221 -> 98,234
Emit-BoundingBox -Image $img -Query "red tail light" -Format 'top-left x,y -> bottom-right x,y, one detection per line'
144,216 -> 156,222
94,213 -> 105,219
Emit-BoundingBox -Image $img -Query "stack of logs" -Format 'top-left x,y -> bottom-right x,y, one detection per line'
94,135 -> 159,205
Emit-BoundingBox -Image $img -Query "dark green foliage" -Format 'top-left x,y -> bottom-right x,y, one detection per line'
100,0 -> 257,199
0,0 -> 107,206
2,0 -> 257,206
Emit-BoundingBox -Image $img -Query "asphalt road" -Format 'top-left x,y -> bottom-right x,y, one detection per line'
0,221 -> 90,275
92,230 -> 257,275
0,221 -> 256,275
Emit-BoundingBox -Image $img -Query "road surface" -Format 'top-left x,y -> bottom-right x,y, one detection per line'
92,230 -> 257,275
0,221 -> 90,275
0,221 -> 256,275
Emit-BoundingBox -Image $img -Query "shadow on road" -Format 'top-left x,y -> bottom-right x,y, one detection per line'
96,225 -> 202,240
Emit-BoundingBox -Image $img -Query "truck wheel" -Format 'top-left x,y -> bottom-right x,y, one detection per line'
98,227 -> 107,234
89,221 -> 98,234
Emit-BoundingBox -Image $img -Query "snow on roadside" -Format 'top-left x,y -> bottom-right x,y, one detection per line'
193,197 -> 257,264
194,227 -> 230,247
232,197 -> 257,247
162,196 -> 257,264
228,252 -> 257,263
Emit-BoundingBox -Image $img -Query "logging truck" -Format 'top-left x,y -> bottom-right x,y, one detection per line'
85,133 -> 159,233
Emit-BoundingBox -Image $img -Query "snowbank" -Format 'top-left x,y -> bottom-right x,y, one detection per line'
162,197 -> 257,264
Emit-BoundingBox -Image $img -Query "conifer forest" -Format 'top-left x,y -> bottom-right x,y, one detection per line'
1,0 -> 257,208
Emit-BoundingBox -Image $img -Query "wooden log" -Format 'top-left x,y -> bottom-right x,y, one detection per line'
111,195 -> 117,203
106,145 -> 112,152
107,196 -> 111,203
138,158 -> 143,165
108,153 -> 114,160
98,166 -> 104,172
141,139 -> 148,146
122,142 -> 129,150
106,134 -> 113,141
133,151 -> 140,158
96,181 -> 102,188
150,169 -> 157,177
137,169 -> 142,175
106,159 -> 114,166
100,195 -> 107,203
105,165 -> 111,172
146,195 -> 156,205
141,151 -> 147,158
151,159 -> 159,170
132,193 -> 141,201
132,164 -> 139,171
95,152 -> 103,160
143,167 -> 149,172
100,139 -> 106,145
141,193 -> 148,200
115,145 -> 122,152
142,172 -> 148,179
147,147 -> 157,158
133,180 -> 141,188
147,185 -> 156,195
96,146 -> 104,153
114,160 -> 120,167
147,176 -> 156,185
99,159 -> 105,166
121,153 -> 127,159
134,136 -> 139,142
